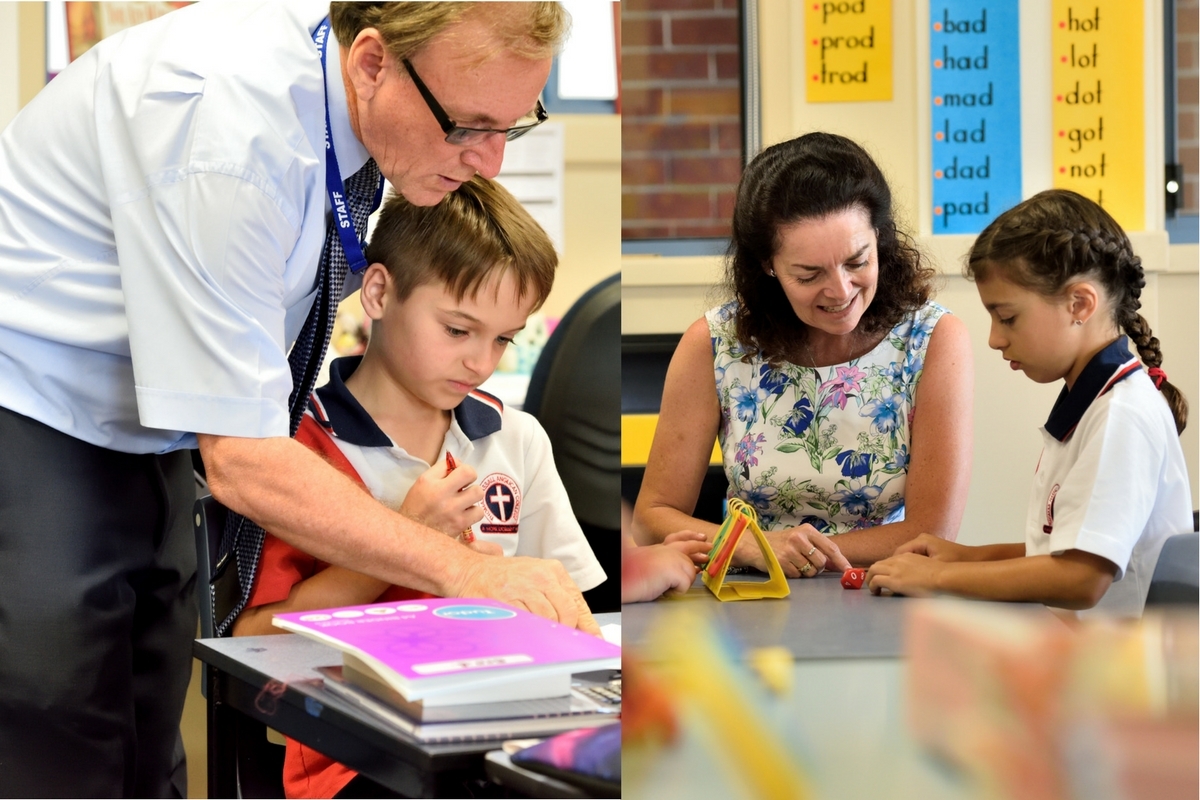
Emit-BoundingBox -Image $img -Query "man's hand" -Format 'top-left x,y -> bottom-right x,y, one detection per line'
399,460 -> 485,536
736,524 -> 853,577
451,555 -> 600,635
466,540 -> 504,556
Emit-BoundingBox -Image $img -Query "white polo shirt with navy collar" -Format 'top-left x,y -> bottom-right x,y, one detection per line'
1025,336 -> 1192,617
306,357 -> 606,592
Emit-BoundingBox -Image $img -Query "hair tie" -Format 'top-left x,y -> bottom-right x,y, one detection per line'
1147,366 -> 1168,390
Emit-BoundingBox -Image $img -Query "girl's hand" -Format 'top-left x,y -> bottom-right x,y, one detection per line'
399,461 -> 485,536
736,524 -> 852,578
865,553 -> 943,597
663,530 -> 711,565
892,532 -> 970,562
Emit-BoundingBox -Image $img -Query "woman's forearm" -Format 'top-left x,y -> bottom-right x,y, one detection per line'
633,501 -> 721,545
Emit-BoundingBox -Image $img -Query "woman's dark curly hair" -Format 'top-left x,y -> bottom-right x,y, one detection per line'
967,189 -> 1187,433
726,132 -> 935,365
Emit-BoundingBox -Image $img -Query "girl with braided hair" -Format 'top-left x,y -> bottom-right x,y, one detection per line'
866,189 -> 1192,617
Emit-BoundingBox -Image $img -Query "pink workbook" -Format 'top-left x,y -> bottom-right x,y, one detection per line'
274,599 -> 619,706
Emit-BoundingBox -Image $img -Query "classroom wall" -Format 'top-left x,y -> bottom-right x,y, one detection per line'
623,0 -> 1200,546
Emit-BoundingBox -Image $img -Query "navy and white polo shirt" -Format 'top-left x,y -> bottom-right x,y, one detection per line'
306,357 -> 606,592
1026,337 -> 1191,617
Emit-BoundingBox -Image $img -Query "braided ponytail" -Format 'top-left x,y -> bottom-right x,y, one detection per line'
967,190 -> 1188,433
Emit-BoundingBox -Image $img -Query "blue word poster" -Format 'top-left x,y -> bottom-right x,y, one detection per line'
930,1 -> 1021,234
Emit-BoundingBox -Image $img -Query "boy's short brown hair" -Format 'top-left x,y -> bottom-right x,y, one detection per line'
364,176 -> 557,309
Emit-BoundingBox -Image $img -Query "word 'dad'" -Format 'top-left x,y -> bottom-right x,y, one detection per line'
930,1 -> 1021,234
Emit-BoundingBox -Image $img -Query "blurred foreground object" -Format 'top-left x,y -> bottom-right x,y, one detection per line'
906,600 -> 1198,800
622,608 -> 811,800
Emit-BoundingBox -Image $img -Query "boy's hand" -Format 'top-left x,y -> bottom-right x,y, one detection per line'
400,461 -> 485,536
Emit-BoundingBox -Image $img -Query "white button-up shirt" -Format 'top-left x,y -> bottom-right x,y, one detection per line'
0,0 -> 369,453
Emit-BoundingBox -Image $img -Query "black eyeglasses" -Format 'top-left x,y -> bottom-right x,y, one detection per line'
402,58 -> 548,146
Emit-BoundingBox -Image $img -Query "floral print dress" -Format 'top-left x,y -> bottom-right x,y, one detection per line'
707,300 -> 948,534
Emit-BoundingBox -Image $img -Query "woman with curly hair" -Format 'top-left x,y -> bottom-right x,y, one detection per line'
634,132 -> 974,576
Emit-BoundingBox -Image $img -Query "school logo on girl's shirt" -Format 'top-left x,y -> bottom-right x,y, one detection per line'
480,473 -> 521,533
1043,484 -> 1060,534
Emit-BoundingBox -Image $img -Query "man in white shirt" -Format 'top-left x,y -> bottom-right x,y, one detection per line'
0,3 -> 594,796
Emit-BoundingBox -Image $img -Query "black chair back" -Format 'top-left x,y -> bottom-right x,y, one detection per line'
525,274 -> 620,612
1146,531 -> 1200,606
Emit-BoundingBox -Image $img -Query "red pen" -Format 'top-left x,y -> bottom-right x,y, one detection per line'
444,452 -> 476,544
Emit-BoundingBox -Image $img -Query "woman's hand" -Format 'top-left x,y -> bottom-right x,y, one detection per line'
735,524 -> 852,578
399,461 -> 485,536
865,553 -> 944,597
622,544 -> 701,603
663,530 -> 712,565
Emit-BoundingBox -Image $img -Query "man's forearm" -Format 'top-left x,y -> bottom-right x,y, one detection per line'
198,433 -> 476,597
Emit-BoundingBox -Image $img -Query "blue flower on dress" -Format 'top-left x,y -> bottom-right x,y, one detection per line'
830,484 -> 882,517
734,433 -> 766,466
741,484 -> 778,514
800,515 -> 830,533
908,318 -> 934,351
781,397 -> 814,437
884,444 -> 909,472
835,449 -> 874,478
731,384 -> 767,424
860,394 -> 904,434
758,363 -> 790,396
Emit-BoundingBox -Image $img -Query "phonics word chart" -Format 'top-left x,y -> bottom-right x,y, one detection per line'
805,0 -> 893,102
930,1 -> 1022,234
1051,2 -> 1144,231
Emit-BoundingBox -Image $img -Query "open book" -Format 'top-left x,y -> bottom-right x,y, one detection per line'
273,598 -> 620,707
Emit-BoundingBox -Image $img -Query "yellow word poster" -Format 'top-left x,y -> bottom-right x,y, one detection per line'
1051,1 -> 1144,230
805,0 -> 893,102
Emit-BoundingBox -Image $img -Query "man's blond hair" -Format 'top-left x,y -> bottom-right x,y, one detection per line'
364,177 -> 557,311
329,2 -> 570,63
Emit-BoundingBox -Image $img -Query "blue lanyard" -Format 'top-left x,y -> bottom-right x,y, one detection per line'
314,17 -> 384,275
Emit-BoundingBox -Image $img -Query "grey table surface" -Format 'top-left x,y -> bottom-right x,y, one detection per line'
621,572 -> 1057,659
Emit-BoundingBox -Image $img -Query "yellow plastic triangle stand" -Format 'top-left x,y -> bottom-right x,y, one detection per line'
700,499 -> 790,601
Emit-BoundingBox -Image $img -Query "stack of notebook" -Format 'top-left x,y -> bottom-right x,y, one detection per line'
273,598 -> 621,743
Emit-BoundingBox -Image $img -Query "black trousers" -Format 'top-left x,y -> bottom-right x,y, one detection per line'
0,406 -> 197,798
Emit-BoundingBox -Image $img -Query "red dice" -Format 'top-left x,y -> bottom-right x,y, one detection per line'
841,568 -> 866,590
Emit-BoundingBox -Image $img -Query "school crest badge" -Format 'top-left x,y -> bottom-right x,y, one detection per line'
480,473 -> 521,534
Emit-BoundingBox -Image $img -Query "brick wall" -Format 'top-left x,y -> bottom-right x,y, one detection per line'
1179,0 -> 1198,212
622,0 -> 743,240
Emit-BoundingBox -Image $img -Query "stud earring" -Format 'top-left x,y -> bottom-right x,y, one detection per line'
1072,319 -> 1083,326
768,269 -> 776,277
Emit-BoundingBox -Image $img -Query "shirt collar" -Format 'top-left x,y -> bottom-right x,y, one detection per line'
308,357 -> 505,447
322,32 -> 371,181
1044,336 -> 1142,442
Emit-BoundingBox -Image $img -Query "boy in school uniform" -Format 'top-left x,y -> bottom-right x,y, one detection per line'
233,176 -> 605,798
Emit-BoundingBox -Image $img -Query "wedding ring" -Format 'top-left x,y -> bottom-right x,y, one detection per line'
806,546 -> 817,557
800,563 -> 813,575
